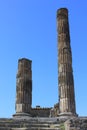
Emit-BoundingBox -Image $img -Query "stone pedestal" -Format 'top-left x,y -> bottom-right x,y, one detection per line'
13,112 -> 31,119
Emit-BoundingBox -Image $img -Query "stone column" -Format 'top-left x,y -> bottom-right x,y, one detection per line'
57,8 -> 76,116
14,58 -> 32,116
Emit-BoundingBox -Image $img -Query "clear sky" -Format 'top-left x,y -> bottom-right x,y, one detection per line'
0,0 -> 87,118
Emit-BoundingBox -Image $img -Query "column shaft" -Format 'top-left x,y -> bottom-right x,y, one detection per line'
16,58 -> 32,114
57,8 -> 76,116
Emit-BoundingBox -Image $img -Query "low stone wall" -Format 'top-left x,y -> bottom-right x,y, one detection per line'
64,117 -> 87,130
30,108 -> 51,117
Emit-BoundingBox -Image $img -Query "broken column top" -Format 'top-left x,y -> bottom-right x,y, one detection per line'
18,58 -> 32,63
57,8 -> 68,18
18,58 -> 32,71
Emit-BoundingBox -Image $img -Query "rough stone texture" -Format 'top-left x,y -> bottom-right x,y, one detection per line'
57,8 -> 76,116
0,117 -> 87,130
15,58 -> 32,114
31,108 -> 51,117
64,117 -> 87,130
0,7 -> 87,130
14,8 -> 77,118
0,117 -> 66,130
50,103 -> 59,117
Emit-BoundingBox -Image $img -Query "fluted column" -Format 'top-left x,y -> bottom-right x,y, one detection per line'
15,58 -> 32,116
57,8 -> 76,116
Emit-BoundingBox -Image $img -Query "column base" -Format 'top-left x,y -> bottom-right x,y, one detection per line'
58,112 -> 78,118
13,112 -> 32,119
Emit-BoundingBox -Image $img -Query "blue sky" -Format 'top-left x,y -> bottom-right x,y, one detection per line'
0,0 -> 87,117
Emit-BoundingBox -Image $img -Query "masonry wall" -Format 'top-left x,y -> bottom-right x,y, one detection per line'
65,117 -> 87,130
30,108 -> 51,117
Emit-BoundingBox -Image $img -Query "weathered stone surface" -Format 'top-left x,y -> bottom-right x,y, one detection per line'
0,118 -> 65,130
1,117 -> 87,130
65,117 -> 87,130
57,8 -> 76,116
15,58 -> 32,114
31,108 -> 51,117
0,7 -> 86,130
13,8 -> 78,118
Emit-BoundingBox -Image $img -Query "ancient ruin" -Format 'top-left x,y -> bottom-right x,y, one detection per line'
57,8 -> 76,116
13,8 -> 77,118
0,8 -> 87,130
14,59 -> 32,116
